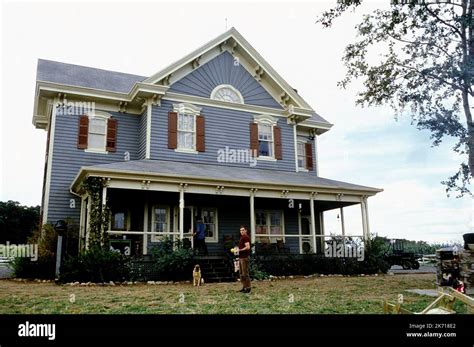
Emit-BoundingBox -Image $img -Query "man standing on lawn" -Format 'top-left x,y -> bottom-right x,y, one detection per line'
238,225 -> 251,293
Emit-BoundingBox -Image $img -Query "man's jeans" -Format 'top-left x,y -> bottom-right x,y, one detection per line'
239,257 -> 251,289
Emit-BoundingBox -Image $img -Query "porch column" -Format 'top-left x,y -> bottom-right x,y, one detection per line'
85,197 -> 91,249
250,189 -> 256,249
102,184 -> 108,247
340,207 -> 346,242
179,184 -> 185,241
79,196 -> 86,249
364,197 -> 371,237
102,185 -> 107,208
361,196 -> 368,241
143,202 -> 149,255
319,211 -> 325,252
310,192 -> 317,254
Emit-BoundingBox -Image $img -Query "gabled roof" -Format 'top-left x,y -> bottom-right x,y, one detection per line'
33,27 -> 332,132
144,27 -> 313,110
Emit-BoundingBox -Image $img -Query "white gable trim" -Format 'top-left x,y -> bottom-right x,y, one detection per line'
143,28 -> 313,111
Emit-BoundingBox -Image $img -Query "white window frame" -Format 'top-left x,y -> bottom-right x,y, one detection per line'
253,114 -> 278,160
173,103 -> 201,153
84,111 -> 111,154
199,207 -> 219,243
110,210 -> 131,231
151,205 -> 171,242
297,140 -> 309,172
210,84 -> 244,104
255,209 -> 285,243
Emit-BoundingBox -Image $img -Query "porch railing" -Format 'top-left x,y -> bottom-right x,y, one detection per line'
106,229 -> 364,253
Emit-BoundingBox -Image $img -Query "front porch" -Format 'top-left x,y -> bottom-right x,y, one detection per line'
76,175 -> 376,258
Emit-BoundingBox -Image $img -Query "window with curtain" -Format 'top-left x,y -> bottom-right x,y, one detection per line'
177,113 -> 195,150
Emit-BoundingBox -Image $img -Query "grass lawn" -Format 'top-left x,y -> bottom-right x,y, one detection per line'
0,274 -> 467,314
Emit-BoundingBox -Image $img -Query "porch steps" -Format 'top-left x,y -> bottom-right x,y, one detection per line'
194,256 -> 236,283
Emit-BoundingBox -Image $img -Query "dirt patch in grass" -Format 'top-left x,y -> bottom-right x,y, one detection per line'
0,274 -> 443,314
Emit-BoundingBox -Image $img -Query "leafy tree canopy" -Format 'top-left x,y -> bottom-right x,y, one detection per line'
317,0 -> 474,197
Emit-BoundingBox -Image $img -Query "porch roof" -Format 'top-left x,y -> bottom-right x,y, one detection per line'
71,159 -> 383,195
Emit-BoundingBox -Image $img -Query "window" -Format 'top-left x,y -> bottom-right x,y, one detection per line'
201,208 -> 218,242
172,103 -> 202,152
88,116 -> 107,151
177,113 -> 195,150
78,111 -> 116,153
211,85 -> 244,104
113,212 -> 126,231
297,141 -> 306,169
255,210 -> 284,243
258,123 -> 274,157
151,206 -> 170,242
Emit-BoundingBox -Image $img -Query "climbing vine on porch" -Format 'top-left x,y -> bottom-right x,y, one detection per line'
81,177 -> 110,250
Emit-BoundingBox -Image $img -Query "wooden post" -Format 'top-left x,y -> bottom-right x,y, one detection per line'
143,202 -> 149,255
361,197 -> 368,241
250,189 -> 256,250
340,207 -> 345,244
179,188 -> 185,241
364,197 -> 370,237
310,193 -> 317,254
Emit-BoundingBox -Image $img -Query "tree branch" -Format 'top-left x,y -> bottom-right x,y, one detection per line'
386,32 -> 456,60
395,63 -> 463,91
423,3 -> 464,38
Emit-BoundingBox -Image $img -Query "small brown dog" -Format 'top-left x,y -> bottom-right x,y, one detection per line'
193,264 -> 202,286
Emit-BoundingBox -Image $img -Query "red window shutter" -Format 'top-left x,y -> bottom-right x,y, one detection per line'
274,126 -> 282,160
168,112 -> 178,149
249,122 -> 259,156
106,118 -> 117,152
305,142 -> 313,170
196,115 -> 205,152
77,115 -> 89,149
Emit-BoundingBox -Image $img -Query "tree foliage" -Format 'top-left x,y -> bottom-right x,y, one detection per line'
0,201 -> 40,243
317,0 -> 474,197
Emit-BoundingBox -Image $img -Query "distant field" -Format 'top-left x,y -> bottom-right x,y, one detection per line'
1,274 -> 466,314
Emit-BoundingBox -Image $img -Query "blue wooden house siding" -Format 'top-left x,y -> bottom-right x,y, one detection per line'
138,111 -> 147,160
47,108 -> 140,224
169,51 -> 283,109
150,99 -> 315,172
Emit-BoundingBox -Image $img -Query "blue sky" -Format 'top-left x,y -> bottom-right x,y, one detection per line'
0,1 -> 471,243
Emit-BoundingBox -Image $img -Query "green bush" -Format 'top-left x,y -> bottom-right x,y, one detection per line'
11,257 -> 55,280
255,236 -> 390,276
249,257 -> 269,280
150,238 -> 194,281
11,224 -> 57,279
59,247 -> 131,283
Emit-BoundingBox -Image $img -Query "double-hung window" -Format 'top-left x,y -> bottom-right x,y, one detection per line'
201,208 -> 218,242
151,206 -> 170,242
255,210 -> 284,243
88,115 -> 108,151
177,113 -> 195,150
258,123 -> 274,158
297,141 -> 306,169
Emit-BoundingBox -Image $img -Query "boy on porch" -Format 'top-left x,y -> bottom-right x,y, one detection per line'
193,218 -> 208,255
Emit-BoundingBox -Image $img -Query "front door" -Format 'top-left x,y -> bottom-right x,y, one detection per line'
300,215 -> 313,254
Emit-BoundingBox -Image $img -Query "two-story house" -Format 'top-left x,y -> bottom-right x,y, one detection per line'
32,28 -> 382,257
